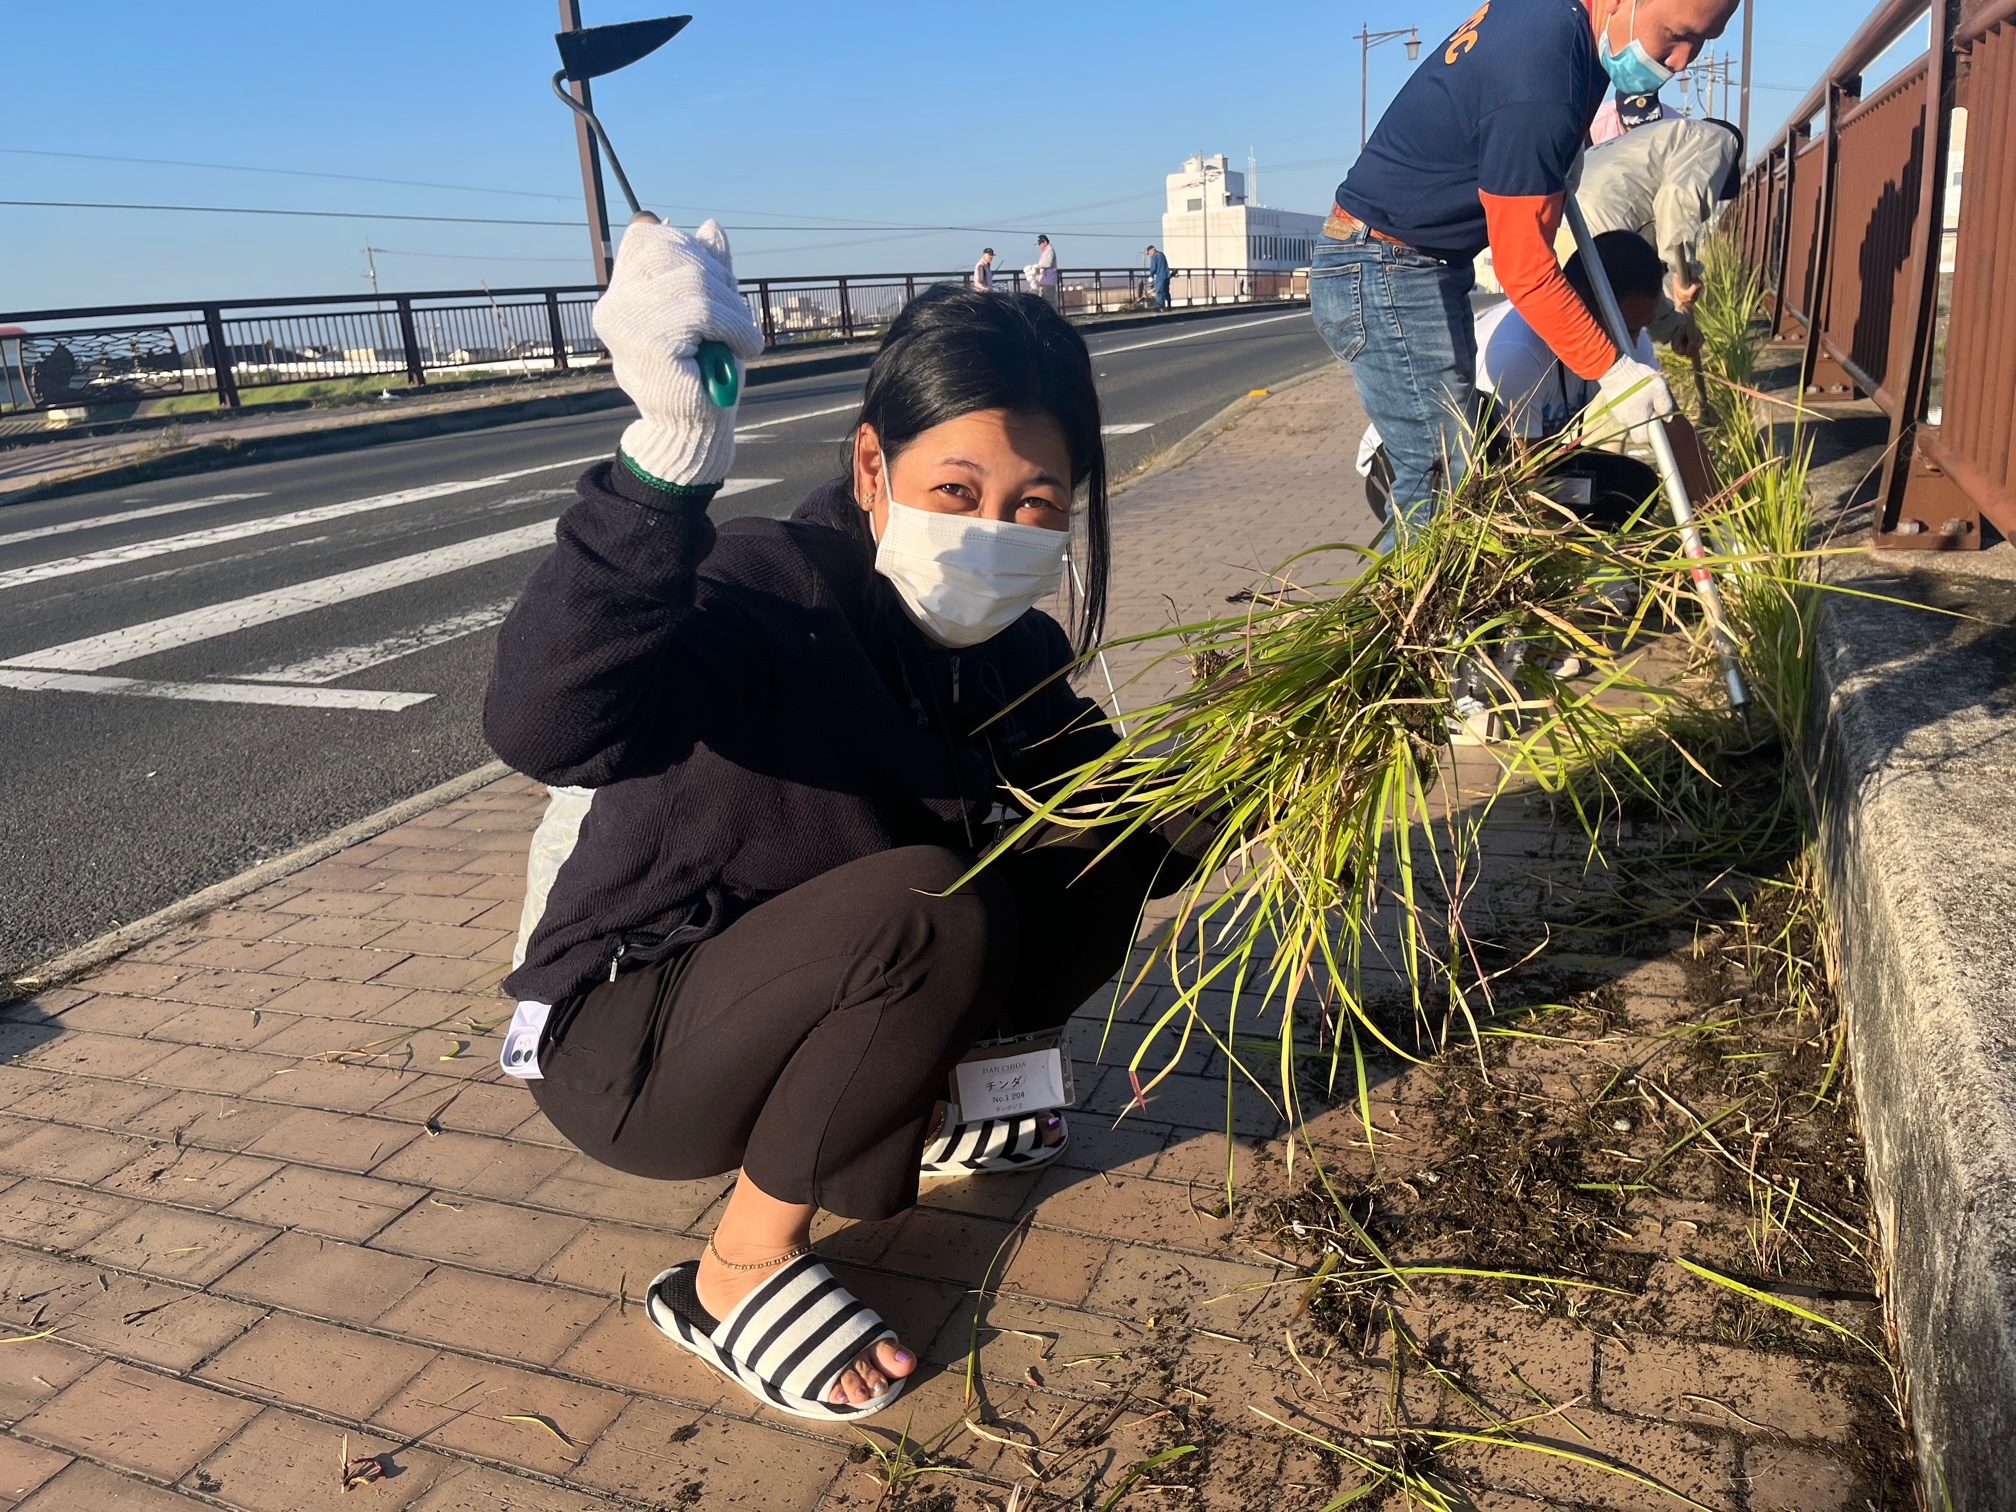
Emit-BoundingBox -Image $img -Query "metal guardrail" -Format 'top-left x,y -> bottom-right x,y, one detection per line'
1732,0 -> 2016,548
0,266 -> 1308,419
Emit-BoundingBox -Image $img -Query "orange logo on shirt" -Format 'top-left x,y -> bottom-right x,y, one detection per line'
1444,1 -> 1490,62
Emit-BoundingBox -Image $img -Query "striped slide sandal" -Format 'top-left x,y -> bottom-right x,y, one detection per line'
920,1108 -> 1068,1177
644,1256 -> 906,1420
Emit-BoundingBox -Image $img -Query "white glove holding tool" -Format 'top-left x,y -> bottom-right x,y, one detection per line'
592,217 -> 764,489
1585,352 -> 1677,446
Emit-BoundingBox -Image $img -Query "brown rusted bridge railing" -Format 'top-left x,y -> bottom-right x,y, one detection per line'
1733,0 -> 2016,548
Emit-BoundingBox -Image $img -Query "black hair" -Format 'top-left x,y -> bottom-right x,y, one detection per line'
1036,234 -> 1050,244
1565,230 -> 1666,305
1704,117 -> 1745,200
851,284 -> 1108,652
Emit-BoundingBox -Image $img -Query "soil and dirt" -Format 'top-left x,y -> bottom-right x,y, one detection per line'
1242,878 -> 1920,1510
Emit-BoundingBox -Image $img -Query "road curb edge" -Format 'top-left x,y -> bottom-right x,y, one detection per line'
11,758 -> 514,994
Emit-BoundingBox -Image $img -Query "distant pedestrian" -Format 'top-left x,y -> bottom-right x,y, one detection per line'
1032,234 -> 1061,312
972,247 -> 995,292
1144,244 -> 1171,309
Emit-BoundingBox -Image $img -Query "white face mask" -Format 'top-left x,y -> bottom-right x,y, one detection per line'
871,481 -> 1070,648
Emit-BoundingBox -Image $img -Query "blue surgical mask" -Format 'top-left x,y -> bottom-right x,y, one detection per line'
1599,0 -> 1675,94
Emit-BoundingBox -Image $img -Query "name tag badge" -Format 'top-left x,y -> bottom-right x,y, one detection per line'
499,1000 -> 552,1080
950,1033 -> 1075,1121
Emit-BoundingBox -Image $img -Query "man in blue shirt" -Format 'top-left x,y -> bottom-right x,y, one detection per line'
1145,245 -> 1171,309
1310,0 -> 1739,532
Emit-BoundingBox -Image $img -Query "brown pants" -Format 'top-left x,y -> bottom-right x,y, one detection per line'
529,833 -> 1154,1219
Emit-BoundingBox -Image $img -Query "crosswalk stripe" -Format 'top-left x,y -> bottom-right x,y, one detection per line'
0,520 -> 561,673
0,456 -> 603,593
242,600 -> 514,685
0,668 -> 432,711
0,493 -> 271,550
0,473 -> 783,682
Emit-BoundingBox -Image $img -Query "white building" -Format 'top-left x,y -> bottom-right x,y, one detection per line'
1159,153 -> 1325,272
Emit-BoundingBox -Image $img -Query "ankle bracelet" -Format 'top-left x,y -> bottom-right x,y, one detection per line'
706,1237 -> 812,1272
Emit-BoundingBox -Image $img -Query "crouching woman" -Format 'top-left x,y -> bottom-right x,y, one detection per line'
484,220 -> 1197,1421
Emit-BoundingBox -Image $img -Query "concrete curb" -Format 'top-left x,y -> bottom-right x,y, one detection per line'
1109,359 -> 1331,501
10,759 -> 513,995
1812,553 -> 2016,1510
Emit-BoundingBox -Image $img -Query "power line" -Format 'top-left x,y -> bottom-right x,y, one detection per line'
1,199 -> 1155,238
0,147 -> 1144,233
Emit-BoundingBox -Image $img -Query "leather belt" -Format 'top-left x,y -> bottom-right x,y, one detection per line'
1324,206 -> 1410,247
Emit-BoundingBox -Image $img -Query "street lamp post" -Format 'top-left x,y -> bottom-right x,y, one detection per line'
1357,25 -> 1422,151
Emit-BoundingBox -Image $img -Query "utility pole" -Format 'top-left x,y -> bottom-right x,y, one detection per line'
362,245 -> 392,364
1194,153 -> 1225,303
557,0 -> 616,286
1739,0 -> 1754,144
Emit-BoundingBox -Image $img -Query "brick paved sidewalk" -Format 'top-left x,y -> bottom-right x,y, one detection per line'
0,374 -> 1897,1510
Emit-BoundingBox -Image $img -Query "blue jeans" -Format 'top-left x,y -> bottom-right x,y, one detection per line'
1308,225 -> 1479,531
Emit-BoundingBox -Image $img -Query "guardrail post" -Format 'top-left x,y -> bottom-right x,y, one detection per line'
202,306 -> 239,411
1877,0 -> 1972,546
1799,75 -> 1861,395
395,297 -> 427,387
544,291 -> 569,371
1769,130 -> 1806,337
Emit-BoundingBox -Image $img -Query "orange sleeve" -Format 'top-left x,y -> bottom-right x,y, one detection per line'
1479,189 -> 1617,381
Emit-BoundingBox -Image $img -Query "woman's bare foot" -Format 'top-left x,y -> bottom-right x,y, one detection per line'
697,1174 -> 915,1407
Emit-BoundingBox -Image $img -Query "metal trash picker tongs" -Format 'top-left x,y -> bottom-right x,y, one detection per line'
550,13 -> 739,409
1563,195 -> 1748,710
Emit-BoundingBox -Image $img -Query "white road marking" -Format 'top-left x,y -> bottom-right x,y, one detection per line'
0,475 -> 779,684
243,600 -> 514,684
0,668 -> 432,711
1100,422 -> 1155,435
735,401 -> 859,435
0,493 -> 271,550
1088,311 -> 1309,357
0,519 -> 561,673
0,457 -> 602,593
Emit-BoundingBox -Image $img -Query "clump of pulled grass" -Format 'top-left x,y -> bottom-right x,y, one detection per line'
985,424 -> 1824,1129
975,224 -> 1846,1161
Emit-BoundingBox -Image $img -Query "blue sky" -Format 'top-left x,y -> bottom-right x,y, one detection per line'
1,0 -> 1915,309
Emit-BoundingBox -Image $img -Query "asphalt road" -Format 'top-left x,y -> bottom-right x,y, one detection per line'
0,306 -> 1333,978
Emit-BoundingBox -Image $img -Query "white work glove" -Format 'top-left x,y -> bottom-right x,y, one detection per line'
1586,353 -> 1676,445
592,217 -> 764,490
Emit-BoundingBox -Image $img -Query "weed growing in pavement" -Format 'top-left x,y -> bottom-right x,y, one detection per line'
852,1413 -> 974,1512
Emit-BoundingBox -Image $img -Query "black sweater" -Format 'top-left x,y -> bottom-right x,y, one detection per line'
485,462 -> 1124,1006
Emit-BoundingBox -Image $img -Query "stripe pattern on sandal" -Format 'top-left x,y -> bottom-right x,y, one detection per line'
645,1257 -> 902,1420
920,1111 -> 1068,1176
